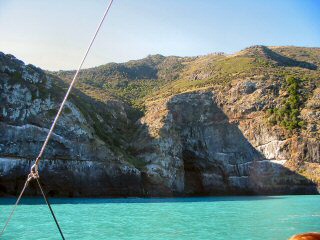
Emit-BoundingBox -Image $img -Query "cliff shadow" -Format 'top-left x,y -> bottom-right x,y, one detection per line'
134,91 -> 318,196
262,47 -> 318,70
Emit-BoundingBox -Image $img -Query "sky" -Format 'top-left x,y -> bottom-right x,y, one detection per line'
0,0 -> 319,71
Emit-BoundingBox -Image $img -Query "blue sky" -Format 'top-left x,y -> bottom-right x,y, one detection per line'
0,0 -> 319,70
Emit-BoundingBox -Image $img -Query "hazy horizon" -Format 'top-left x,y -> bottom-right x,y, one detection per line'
1,0 -> 319,71
2,44 -> 320,72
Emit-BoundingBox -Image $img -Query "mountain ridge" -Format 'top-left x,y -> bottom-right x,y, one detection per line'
0,45 -> 319,197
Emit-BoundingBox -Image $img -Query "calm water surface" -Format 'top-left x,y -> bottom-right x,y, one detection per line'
0,195 -> 319,240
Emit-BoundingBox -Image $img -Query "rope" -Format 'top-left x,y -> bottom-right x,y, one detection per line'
33,0 -> 114,168
0,177 -> 30,237
36,179 -> 65,240
0,0 -> 115,238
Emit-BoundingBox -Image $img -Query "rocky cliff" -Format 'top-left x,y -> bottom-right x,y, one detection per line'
0,46 -> 319,197
0,53 -> 141,197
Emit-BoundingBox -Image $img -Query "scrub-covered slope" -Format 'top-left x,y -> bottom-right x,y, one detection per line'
133,46 -> 320,194
0,46 -> 319,197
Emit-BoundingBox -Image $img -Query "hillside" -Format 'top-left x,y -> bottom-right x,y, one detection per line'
0,46 -> 319,197
55,54 -> 191,109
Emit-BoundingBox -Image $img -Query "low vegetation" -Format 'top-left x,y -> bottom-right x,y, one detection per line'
53,45 -> 319,141
267,76 -> 305,130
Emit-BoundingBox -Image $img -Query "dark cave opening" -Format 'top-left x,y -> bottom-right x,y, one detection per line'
182,149 -> 206,196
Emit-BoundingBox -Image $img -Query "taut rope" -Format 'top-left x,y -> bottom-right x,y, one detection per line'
0,0 -> 114,238
36,178 -> 65,240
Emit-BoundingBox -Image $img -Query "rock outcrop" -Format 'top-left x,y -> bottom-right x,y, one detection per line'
0,53 -> 142,197
133,92 -> 317,196
0,46 -> 319,197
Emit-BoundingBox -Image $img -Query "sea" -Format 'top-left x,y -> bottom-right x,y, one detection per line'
0,195 -> 319,240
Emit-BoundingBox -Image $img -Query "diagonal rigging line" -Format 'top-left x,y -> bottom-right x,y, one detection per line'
0,0 -> 115,238
0,178 -> 30,237
36,178 -> 65,240
35,0 -> 114,166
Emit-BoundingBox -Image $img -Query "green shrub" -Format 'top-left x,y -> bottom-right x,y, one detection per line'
268,76 -> 304,130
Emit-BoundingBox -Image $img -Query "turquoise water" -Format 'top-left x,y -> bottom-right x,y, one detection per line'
0,196 -> 319,240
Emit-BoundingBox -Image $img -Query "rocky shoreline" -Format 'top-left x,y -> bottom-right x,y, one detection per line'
1,46 -> 319,197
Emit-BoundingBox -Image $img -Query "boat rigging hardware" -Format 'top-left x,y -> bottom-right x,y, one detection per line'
0,0 -> 115,239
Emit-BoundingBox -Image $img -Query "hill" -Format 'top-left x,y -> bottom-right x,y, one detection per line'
0,46 -> 319,197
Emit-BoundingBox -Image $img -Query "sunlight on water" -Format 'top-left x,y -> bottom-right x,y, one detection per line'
0,195 -> 319,240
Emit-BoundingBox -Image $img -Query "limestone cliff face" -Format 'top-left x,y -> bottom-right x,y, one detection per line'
133,91 -> 317,196
0,53 -> 141,197
0,47 -> 319,197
